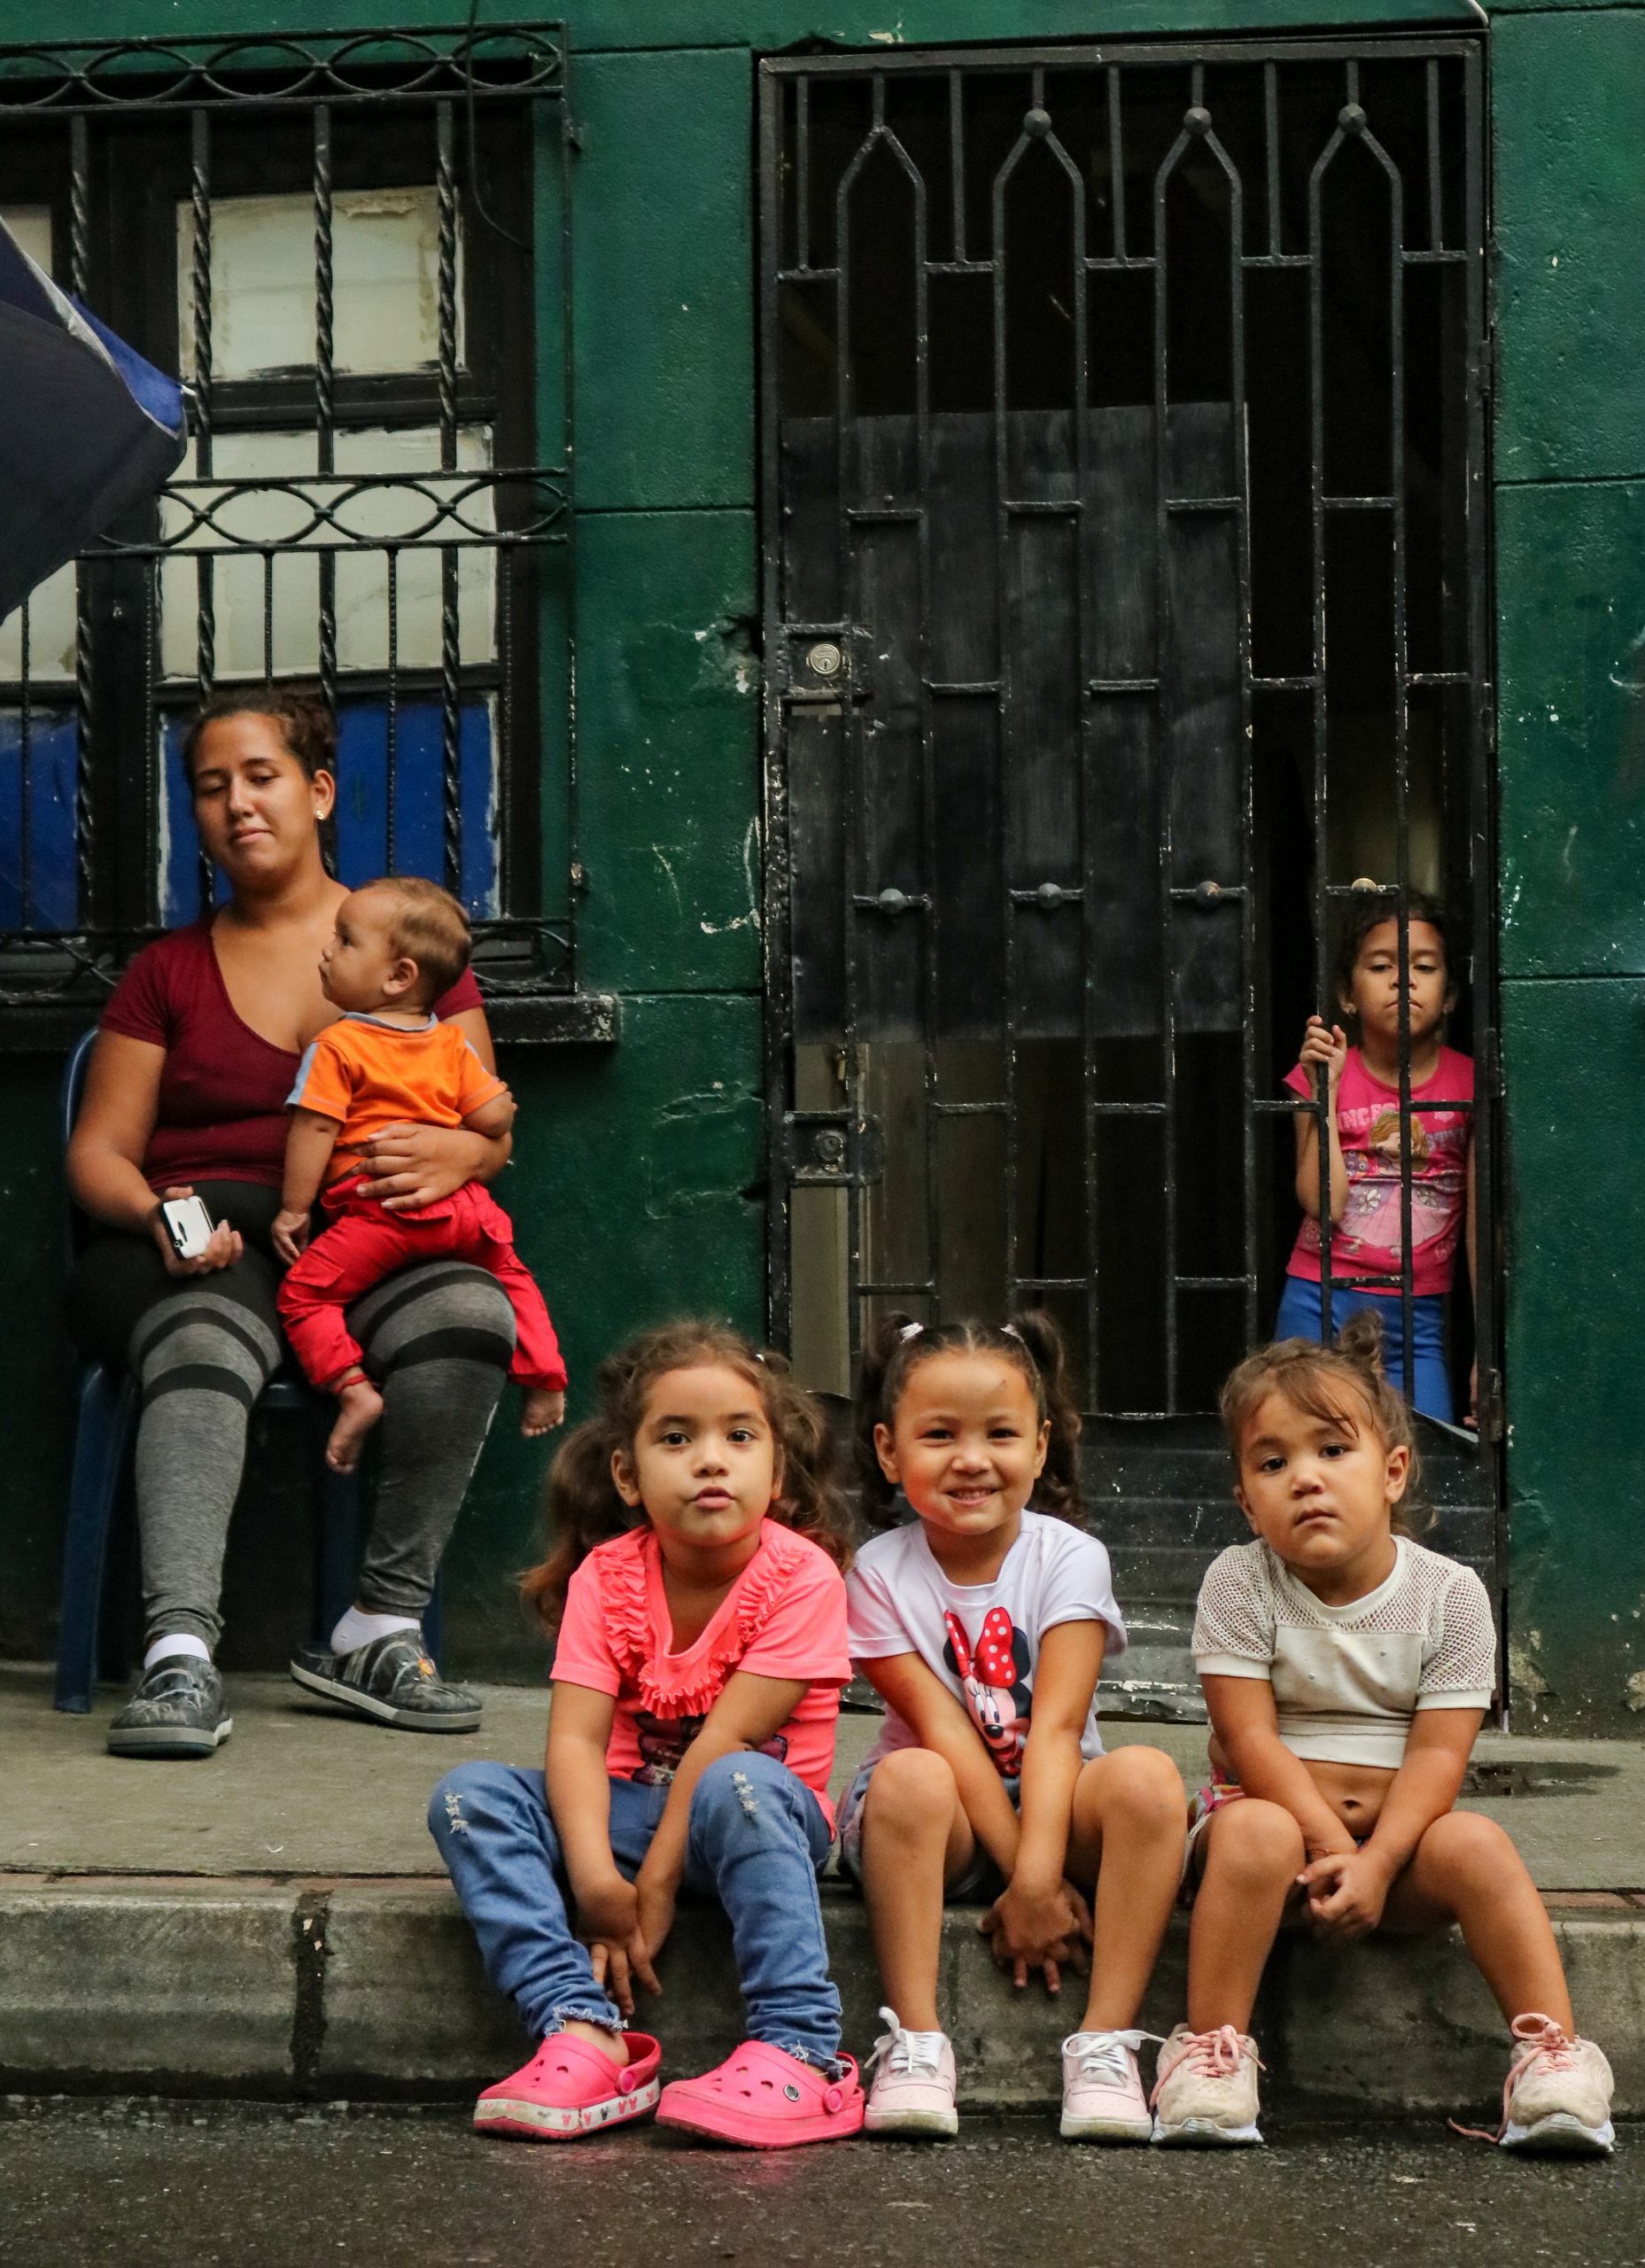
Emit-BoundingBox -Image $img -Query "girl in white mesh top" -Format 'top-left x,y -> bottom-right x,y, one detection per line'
1152,1315 -> 1614,2156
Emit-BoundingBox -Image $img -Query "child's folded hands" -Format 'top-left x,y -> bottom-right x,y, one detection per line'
979,1876 -> 1093,1993
1296,1845 -> 1399,1940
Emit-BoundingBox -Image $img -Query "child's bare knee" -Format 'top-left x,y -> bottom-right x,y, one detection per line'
864,1748 -> 958,1840
1093,1744 -> 1188,1833
1417,1808 -> 1520,1884
1206,1798 -> 1305,1884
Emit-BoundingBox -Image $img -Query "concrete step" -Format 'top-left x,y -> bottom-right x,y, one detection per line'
4,1874 -> 1642,2119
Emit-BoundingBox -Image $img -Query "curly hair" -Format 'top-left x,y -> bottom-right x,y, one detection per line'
853,1309 -> 1085,1530
1218,1310 -> 1430,1537
519,1319 -> 852,1634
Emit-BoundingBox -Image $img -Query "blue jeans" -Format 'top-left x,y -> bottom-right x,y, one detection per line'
1275,1274 -> 1454,1423
429,1751 -> 841,2069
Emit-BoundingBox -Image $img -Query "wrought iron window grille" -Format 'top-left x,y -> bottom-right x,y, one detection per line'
0,23 -> 578,1042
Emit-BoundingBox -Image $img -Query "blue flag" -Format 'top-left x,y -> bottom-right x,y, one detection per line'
0,216 -> 187,625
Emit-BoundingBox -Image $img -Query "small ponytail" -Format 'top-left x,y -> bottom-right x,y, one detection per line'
853,1309 -> 1086,1530
1005,1310 -> 1083,1521
519,1318 -> 853,1633
1219,1309 -> 1430,1535
852,1310 -> 915,1529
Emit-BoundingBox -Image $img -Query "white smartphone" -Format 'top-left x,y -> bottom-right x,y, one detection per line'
159,1195 -> 215,1262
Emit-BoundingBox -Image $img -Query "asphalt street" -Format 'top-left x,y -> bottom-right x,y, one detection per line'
0,2105 -> 1638,2268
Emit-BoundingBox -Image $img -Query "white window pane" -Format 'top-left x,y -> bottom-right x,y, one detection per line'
159,427 -> 495,680
0,563 -> 76,681
159,431 -> 319,680
333,427 -> 495,672
2,206 -> 52,277
176,189 -> 462,380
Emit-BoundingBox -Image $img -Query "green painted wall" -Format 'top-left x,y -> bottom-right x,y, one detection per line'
0,3 -> 1482,48
1494,6 -> 1645,1730
5,0 -> 1644,1725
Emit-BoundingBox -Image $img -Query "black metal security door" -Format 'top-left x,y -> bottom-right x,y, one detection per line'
759,40 -> 1497,1713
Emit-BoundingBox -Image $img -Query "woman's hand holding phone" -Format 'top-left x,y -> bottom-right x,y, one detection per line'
150,1186 -> 243,1278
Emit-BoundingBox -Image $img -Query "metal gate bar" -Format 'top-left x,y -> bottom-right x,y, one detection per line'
762,36 -> 1494,1456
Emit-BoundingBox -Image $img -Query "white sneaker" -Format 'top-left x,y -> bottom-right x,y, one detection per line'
864,2007 -> 958,2137
1151,2023 -> 1265,2146
1496,2015 -> 1615,2155
1059,2029 -> 1158,2142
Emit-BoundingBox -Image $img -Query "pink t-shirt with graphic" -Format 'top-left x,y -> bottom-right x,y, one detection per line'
1284,1045 -> 1474,1299
551,1520 -> 850,1828
845,1511 -> 1127,1781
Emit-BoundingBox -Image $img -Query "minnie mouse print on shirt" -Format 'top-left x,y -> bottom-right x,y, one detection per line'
943,1608 -> 1034,1775
844,1510 -> 1129,1782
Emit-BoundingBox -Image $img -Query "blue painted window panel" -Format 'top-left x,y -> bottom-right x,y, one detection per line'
159,696 -> 499,928
0,711 -> 80,933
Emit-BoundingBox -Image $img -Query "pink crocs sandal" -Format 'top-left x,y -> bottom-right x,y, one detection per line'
656,2039 -> 865,2149
473,2030 -> 662,2140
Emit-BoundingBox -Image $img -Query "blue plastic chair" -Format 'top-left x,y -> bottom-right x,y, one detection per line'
54,1029 -> 441,1712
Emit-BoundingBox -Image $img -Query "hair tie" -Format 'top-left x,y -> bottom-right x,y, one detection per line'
1000,1324 -> 1023,1342
898,1322 -> 924,1343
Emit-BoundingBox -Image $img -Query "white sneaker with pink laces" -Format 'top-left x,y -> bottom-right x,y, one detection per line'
1474,2014 -> 1615,2155
1151,2023 -> 1264,2146
864,2007 -> 958,2137
1059,2029 -> 1158,2142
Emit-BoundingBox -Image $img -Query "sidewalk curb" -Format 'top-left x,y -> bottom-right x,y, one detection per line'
3,1877 -> 1641,2114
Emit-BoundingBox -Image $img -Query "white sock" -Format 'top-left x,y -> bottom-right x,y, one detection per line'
144,1633 -> 211,1671
330,1605 -> 421,1657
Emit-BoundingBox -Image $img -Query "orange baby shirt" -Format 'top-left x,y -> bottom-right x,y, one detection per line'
287,1014 -> 507,1181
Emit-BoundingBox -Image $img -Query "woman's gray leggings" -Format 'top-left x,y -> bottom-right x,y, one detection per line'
68,1181 -> 514,1652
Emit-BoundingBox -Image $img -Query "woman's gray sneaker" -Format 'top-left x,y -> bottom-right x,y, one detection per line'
107,1655 -> 232,1759
289,1631 -> 482,1732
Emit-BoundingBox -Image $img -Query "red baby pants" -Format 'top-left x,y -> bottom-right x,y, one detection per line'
277,1178 -> 566,1394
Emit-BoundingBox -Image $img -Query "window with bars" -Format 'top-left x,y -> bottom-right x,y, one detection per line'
0,26 -> 576,1041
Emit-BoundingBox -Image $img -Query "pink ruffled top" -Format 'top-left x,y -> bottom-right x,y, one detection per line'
551,1519 -> 851,1826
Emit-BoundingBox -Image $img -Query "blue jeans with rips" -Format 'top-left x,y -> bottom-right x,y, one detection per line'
429,1749 -> 842,2070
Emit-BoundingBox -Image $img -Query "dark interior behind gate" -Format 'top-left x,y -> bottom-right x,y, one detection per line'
759,40 -> 1497,1713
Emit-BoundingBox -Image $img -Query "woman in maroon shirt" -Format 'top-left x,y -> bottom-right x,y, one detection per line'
67,689 -> 519,1757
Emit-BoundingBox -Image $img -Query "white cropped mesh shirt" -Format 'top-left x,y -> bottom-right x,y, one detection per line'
1192,1536 -> 1496,1767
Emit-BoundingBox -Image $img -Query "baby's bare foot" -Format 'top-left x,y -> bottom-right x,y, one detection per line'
327,1377 -> 384,1471
522,1387 -> 565,1438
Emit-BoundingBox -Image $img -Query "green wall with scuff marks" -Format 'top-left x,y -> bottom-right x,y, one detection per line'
1493,5 -> 1645,1730
2,0 -> 1642,1726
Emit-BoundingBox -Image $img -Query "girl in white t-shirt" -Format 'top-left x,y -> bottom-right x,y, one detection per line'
1158,1314 -> 1613,2155
842,1311 -> 1186,2143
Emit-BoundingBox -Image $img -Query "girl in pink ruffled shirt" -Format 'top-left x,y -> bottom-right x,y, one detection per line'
430,1320 -> 865,2150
